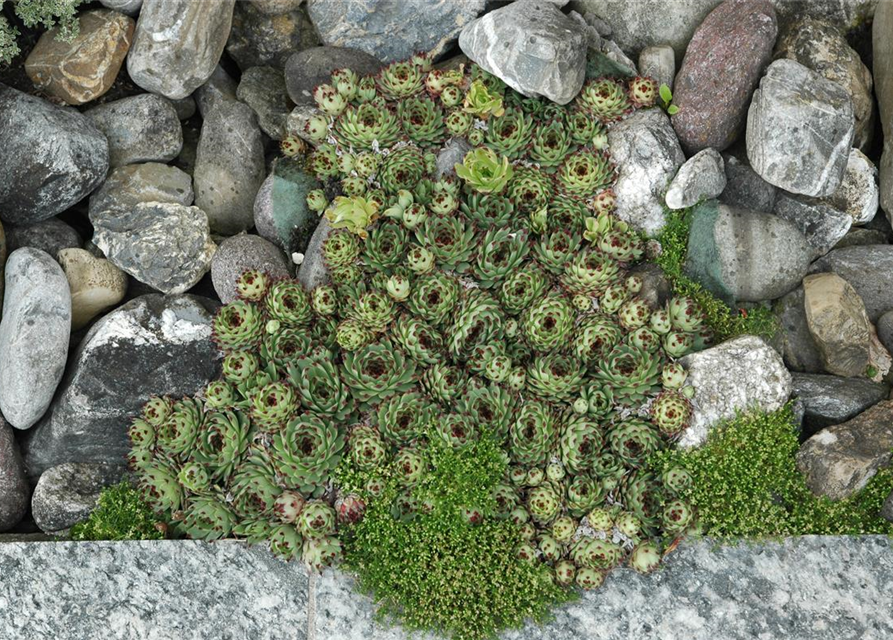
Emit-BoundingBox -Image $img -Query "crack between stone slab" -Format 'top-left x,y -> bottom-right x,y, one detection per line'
306,570 -> 317,640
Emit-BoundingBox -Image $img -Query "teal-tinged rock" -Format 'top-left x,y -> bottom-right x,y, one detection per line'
253,158 -> 321,255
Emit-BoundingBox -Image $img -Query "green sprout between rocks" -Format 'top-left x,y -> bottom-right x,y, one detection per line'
69,482 -> 165,541
658,84 -> 679,116
655,206 -> 778,342
649,405 -> 893,538
0,0 -> 84,64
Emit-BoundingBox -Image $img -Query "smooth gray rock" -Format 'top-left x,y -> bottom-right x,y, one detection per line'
875,0 -> 893,224
677,335 -> 792,448
57,248 -> 128,331
296,217 -> 332,290
251,0 -> 303,14
797,400 -> 893,500
194,64 -> 239,119
809,245 -> 893,321
85,94 -> 183,168
684,201 -> 813,303
228,0 -> 319,70
0,85 -> 109,225
0,416 -> 28,531
821,148 -> 879,225
791,372 -> 888,434
833,227 -> 888,248
665,148 -> 726,210
607,108 -> 685,236
877,309 -> 893,355
253,160 -> 321,254
637,45 -> 675,89
285,46 -> 383,107
719,153 -> 777,211
0,249 -> 72,430
310,0 -> 485,63
458,0 -> 588,105
4,218 -> 82,260
883,491 -> 893,522
747,59 -> 855,198
31,463 -> 129,534
774,286 -> 825,373
170,96 -> 196,121
89,163 -> 195,220
773,192 -> 852,257
98,0 -> 142,14
126,0 -> 236,100
237,66 -> 291,140
194,100 -> 266,235
21,295 -> 220,478
211,234 -> 290,304
91,202 -> 216,295
435,137 -> 472,180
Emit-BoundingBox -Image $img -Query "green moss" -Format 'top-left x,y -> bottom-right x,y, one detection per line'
656,206 -> 778,342
69,482 -> 165,541
650,406 -> 893,538
339,434 -> 572,640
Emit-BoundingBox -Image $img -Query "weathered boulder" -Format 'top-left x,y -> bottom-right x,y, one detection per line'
236,66 -> 291,140
31,463 -> 129,534
227,0 -> 318,70
21,295 -> 220,478
774,286 -> 825,373
284,46 -> 383,107
253,160 -> 321,254
772,192 -> 852,257
296,217 -> 332,290
194,64 -> 239,119
719,152 -> 777,211
85,94 -> 183,168
0,416 -> 28,531
665,148 -> 726,210
873,0 -> 893,224
89,163 -> 194,219
211,234 -> 290,304
809,245 -> 893,322
0,249 -> 71,430
4,218 -> 82,260
678,335 -> 792,448
820,149 -> 879,225
791,372 -> 888,435
57,249 -> 128,331
637,45 -> 675,89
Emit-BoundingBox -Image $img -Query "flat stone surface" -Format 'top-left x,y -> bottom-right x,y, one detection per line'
665,147 -> 726,210
237,66 -> 291,140
24,9 -> 134,106
227,0 -> 318,70
791,372 -> 888,434
809,245 -> 893,322
89,163 -> 194,220
773,192 -> 852,257
4,218 -> 82,260
719,152 -> 777,211
0,537 -> 891,639
875,0 -> 893,223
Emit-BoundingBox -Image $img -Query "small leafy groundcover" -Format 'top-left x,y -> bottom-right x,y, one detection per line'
70,482 -> 164,541
126,57 -> 730,639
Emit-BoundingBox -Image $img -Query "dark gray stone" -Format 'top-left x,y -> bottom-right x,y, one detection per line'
227,0 -> 318,70
747,59 -> 855,198
310,0 -> 486,64
883,491 -> 893,522
237,66 -> 291,140
876,309 -> 893,355
170,96 -> 196,121
296,217 -> 332,290
91,202 -> 216,295
0,249 -> 72,430
833,227 -> 887,249
284,46 -> 383,106
435,137 -> 472,180
253,160 -> 320,254
685,201 -> 813,303
0,416 -> 28,532
194,64 -> 239,119
459,0 -> 588,105
774,286 -> 825,373
773,192 -> 852,257
4,218 -> 82,260
791,372 -> 888,435
21,294 -> 221,478
126,0 -> 236,100
194,100 -> 266,235
821,148 -> 879,225
211,234 -> 290,304
665,147 -> 726,210
637,45 -> 675,89
85,94 -> 183,168
89,163 -> 195,221
876,0 -> 893,225
720,153 -> 777,212
31,463 -> 129,534
0,85 -> 109,225
809,245 -> 893,321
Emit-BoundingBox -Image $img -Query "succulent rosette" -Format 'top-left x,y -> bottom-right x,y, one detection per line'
272,413 -> 345,496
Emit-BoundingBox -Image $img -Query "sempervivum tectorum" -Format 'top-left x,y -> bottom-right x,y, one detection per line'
297,500 -> 337,539
363,221 -> 408,272
566,474 -> 604,517
265,279 -> 313,327
629,541 -> 661,573
533,229 -> 581,275
595,343 -> 661,406
334,101 -> 402,150
436,412 -> 477,448
177,462 -> 209,499
212,300 -> 264,351
668,295 -> 705,332
559,415 -> 604,474
573,314 -> 623,366
446,289 -> 506,360
526,353 -> 586,402
303,536 -> 343,572
618,471 -> 664,532
577,78 -> 631,122
510,401 -> 557,466
416,213 -> 476,271
138,456 -> 184,515
529,120 -> 573,169
571,537 -> 622,571
485,108 -> 535,159
399,95 -> 446,146
178,495 -> 236,541
378,146 -> 427,194
193,409 -> 250,482
230,451 -> 283,519
473,228 -> 530,288
527,484 -> 561,524
261,328 -> 312,375
268,524 -> 303,561
376,390 -> 436,445
522,292 -> 575,352
507,166 -> 554,214
457,381 -> 516,440
498,266 -> 550,316
393,447 -> 428,486
248,380 -> 297,431
393,314 -> 445,365
420,362 -> 467,404
628,76 -> 658,108
155,397 -> 202,457
608,419 -> 662,468
376,60 -> 424,99
341,339 -> 417,407
558,150 -> 615,198
322,229 -> 362,270
272,413 -> 345,496
662,466 -> 694,496
650,390 -> 693,437
348,425 -> 387,470
561,248 -> 621,297
460,192 -> 515,228
662,499 -> 694,534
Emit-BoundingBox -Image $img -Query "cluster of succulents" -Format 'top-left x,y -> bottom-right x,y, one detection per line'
130,55 -> 701,597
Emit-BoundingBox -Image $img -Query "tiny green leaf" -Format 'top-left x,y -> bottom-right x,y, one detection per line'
659,83 -> 673,104
667,104 -> 680,115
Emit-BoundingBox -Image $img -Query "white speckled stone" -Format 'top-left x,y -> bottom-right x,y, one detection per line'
665,147 -> 726,210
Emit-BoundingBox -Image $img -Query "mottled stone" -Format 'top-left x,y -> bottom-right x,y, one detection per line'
0,86 -> 109,225
57,248 -> 128,331
89,163 -> 194,220
228,0 -> 318,70
237,66 -> 291,140
85,93 -> 183,168
253,160 -> 321,253
719,153 -> 777,211
637,45 -> 675,89
665,148 -> 726,210
296,217 -> 332,290
170,96 -> 196,121
797,400 -> 893,500
671,0 -> 778,154
458,0 -> 588,104
747,59 -> 855,197
875,0 -> 893,224
4,218 -> 82,260
126,0 -> 236,100
211,234 -> 290,304
833,227 -> 887,249
0,222 -> 5,318
774,286 -> 825,373
607,108 -> 685,236
877,309 -> 893,355
31,463 -> 129,534
24,9 -> 134,106
285,46 -> 383,106
802,273 -> 873,376
791,372 -> 888,435
882,491 -> 893,522
252,0 -> 304,14
685,201 -> 812,303
311,0 -> 485,63
91,202 -> 216,295
775,17 -> 875,151
0,249 -> 71,430
0,416 -> 28,532
772,192 -> 852,257
819,148 -> 879,225
194,64 -> 239,119
809,245 -> 893,321
677,335 -> 792,448
21,295 -> 220,478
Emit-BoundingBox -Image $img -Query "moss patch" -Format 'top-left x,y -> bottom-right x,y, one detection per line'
69,482 -> 165,541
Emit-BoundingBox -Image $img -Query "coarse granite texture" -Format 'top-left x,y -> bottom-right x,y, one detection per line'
1,537 -> 891,639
